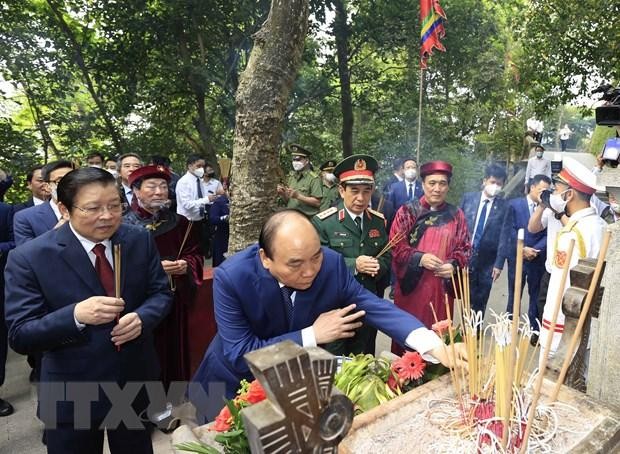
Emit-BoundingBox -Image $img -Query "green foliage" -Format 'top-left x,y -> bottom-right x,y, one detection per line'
175,441 -> 220,454
0,0 -> 615,199
516,0 -> 620,113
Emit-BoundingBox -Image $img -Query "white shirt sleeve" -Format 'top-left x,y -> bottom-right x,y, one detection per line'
176,178 -> 209,210
405,327 -> 443,363
301,327 -> 317,347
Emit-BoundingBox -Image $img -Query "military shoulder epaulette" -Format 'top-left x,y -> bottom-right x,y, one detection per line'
367,208 -> 385,219
316,206 -> 337,220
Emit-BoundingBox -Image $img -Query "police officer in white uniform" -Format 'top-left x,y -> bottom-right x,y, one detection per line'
539,157 -> 606,361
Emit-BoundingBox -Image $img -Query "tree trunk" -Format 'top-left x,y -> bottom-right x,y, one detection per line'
333,0 -> 353,157
229,0 -> 309,252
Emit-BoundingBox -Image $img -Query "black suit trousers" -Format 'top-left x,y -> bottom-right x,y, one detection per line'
45,422 -> 153,454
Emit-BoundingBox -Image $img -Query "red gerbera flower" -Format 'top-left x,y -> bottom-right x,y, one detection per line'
212,405 -> 232,432
392,351 -> 426,382
245,379 -> 267,404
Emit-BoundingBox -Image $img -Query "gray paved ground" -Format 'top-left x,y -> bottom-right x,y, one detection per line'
0,271 -> 526,453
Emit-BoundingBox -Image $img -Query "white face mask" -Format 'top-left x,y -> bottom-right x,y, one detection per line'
323,173 -> 337,184
292,161 -> 305,172
89,164 -> 102,169
107,169 -> 119,179
536,151 -> 544,159
549,191 -> 569,213
192,167 -> 205,178
484,183 -> 502,198
610,202 -> 620,214
404,169 -> 417,180
49,183 -> 58,202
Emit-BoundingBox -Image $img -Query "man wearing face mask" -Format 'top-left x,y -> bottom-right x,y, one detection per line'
500,174 -> 552,340
460,164 -> 508,317
85,152 -> 105,168
524,145 -> 551,193
176,155 -> 218,258
318,159 -> 340,211
124,165 -> 203,393
277,144 -> 323,218
13,160 -> 75,246
529,158 -> 606,361
388,158 -> 423,212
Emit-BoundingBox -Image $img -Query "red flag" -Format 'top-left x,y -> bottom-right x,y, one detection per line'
420,0 -> 447,69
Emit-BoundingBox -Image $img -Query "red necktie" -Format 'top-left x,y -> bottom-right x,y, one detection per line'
92,243 -> 115,297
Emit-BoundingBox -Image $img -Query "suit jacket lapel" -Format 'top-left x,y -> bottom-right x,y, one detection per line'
41,203 -> 58,231
57,223 -> 105,295
253,252 -> 288,328
468,194 -> 481,234
341,213 -> 361,237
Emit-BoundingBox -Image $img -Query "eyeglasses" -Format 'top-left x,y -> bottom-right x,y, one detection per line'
73,202 -> 127,216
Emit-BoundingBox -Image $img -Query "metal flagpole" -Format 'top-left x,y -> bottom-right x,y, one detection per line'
416,68 -> 424,164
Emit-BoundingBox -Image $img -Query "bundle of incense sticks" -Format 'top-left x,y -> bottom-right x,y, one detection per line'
114,243 -> 121,352
375,231 -> 406,259
423,232 -> 603,451
170,220 -> 194,292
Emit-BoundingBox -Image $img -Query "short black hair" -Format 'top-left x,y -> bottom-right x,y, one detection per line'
259,209 -> 309,259
117,153 -> 142,166
528,174 -> 552,190
86,152 -> 105,161
186,154 -> 204,167
484,163 -> 507,182
403,157 -> 417,166
150,155 -> 171,167
57,167 -> 117,212
26,165 -> 44,183
105,156 -> 117,163
392,158 -> 404,170
42,160 -> 75,182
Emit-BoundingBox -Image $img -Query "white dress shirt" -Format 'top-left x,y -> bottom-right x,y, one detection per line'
33,196 -> 46,206
50,199 -> 62,221
68,223 -> 114,329
473,193 -> 495,234
122,183 -> 133,205
176,171 -> 211,221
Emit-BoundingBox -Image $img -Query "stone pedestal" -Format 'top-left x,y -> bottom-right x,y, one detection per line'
587,221 -> 620,408
339,375 -> 620,453
587,168 -> 620,408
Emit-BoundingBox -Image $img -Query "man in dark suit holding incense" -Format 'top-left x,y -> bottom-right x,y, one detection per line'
5,167 -> 172,454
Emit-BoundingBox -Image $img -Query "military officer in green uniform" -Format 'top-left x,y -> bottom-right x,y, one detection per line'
312,154 -> 390,356
277,144 -> 323,218
319,159 -> 340,211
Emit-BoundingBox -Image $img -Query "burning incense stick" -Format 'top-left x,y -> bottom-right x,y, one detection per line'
503,228 -> 525,446
170,220 -> 194,292
375,231 -> 406,259
113,243 -> 121,352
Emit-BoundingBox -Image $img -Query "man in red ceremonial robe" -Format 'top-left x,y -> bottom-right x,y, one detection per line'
124,165 -> 203,387
390,161 -> 470,355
